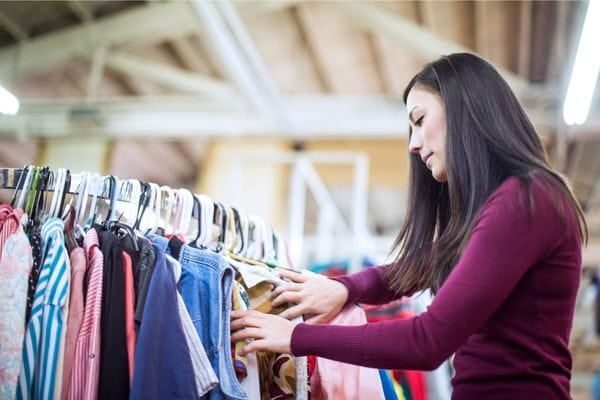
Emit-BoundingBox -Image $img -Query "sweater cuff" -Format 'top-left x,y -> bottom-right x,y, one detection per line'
330,276 -> 358,308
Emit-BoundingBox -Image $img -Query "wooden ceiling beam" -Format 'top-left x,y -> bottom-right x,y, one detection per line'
0,1 -> 296,83
0,9 -> 28,41
331,1 -> 545,98
66,1 -> 94,23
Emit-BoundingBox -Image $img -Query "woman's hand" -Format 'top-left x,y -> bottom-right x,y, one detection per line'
271,269 -> 349,323
230,310 -> 295,355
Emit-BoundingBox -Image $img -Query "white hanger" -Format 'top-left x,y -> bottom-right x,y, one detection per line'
160,185 -> 176,235
84,173 -> 102,229
74,171 -> 90,227
16,166 -> 35,211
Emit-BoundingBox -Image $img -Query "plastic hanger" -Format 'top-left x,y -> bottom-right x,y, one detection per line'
15,165 -> 35,210
84,173 -> 102,230
160,185 -> 176,235
73,171 -> 90,227
189,194 -> 203,247
133,181 -> 150,231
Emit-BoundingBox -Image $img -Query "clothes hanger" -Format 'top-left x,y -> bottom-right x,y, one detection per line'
232,207 -> 245,255
15,165 -> 35,211
180,189 -> 195,239
30,166 -> 50,228
84,173 -> 102,230
133,181 -> 156,231
193,194 -> 213,248
47,168 -> 64,218
160,185 -> 176,235
73,171 -> 90,227
138,182 -> 160,234
9,165 -> 28,208
57,169 -> 72,219
24,166 -> 41,217
212,201 -> 228,253
189,194 -> 203,247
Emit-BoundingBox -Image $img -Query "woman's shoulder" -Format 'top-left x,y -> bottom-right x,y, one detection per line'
482,173 -> 575,230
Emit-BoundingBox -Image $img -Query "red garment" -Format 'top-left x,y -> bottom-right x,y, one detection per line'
122,251 -> 136,384
69,228 -> 103,400
61,247 -> 87,400
0,205 -> 23,258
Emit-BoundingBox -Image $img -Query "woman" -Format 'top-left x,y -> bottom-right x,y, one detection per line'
231,53 -> 587,398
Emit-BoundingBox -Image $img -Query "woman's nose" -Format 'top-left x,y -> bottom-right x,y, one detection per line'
408,131 -> 422,154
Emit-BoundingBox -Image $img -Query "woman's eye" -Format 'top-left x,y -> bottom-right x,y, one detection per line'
415,116 -> 424,127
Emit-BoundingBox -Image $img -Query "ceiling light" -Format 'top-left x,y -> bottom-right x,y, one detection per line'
0,84 -> 19,115
563,0 -> 600,125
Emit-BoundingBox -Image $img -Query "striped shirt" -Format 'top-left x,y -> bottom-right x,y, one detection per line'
18,217 -> 71,400
68,228 -> 103,400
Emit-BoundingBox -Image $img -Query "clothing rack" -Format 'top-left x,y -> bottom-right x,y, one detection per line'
0,166 -> 290,267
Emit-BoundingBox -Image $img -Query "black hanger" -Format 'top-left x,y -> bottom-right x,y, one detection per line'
102,175 -> 117,224
134,181 -> 150,231
232,207 -> 244,254
107,220 -> 140,253
213,202 -> 227,252
58,169 -> 71,217
189,195 -> 203,248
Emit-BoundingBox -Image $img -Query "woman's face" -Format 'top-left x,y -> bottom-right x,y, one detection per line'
406,87 -> 448,182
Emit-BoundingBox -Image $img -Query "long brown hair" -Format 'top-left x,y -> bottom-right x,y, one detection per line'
387,53 -> 587,295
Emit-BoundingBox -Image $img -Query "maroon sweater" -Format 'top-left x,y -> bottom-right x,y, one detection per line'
291,177 -> 582,399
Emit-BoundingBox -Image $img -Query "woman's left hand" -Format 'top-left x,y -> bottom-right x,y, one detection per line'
230,310 -> 295,356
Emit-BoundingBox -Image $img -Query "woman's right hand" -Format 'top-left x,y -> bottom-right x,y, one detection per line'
271,269 -> 349,324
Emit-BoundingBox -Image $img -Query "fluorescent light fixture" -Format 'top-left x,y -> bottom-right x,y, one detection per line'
563,0 -> 600,125
0,84 -> 19,115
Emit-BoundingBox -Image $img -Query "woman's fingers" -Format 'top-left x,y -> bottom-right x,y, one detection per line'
230,327 -> 264,343
271,290 -> 304,308
278,304 -> 305,320
278,269 -> 307,283
271,282 -> 302,298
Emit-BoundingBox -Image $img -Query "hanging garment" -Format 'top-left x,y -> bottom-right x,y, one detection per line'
69,228 -> 104,400
122,251 -> 136,384
97,229 -> 129,400
0,216 -> 33,400
0,205 -> 23,258
18,217 -> 71,400
132,238 -> 156,334
231,258 -> 308,400
308,304 -> 385,400
61,247 -> 87,400
166,254 -> 218,396
232,282 -> 261,400
130,244 -> 200,400
152,235 -> 248,400
25,226 -> 43,324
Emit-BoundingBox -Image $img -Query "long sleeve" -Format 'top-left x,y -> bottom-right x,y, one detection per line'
291,177 -> 579,374
332,265 -> 401,306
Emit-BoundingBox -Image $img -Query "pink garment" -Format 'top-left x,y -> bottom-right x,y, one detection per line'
0,222 -> 33,400
69,229 -> 103,400
310,305 -> 385,400
122,251 -> 136,384
0,205 -> 23,259
61,247 -> 87,400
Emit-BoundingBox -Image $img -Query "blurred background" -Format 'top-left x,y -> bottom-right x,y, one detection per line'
0,1 -> 599,398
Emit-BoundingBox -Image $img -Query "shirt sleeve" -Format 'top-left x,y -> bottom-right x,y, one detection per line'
332,264 -> 401,307
291,178 -> 563,370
